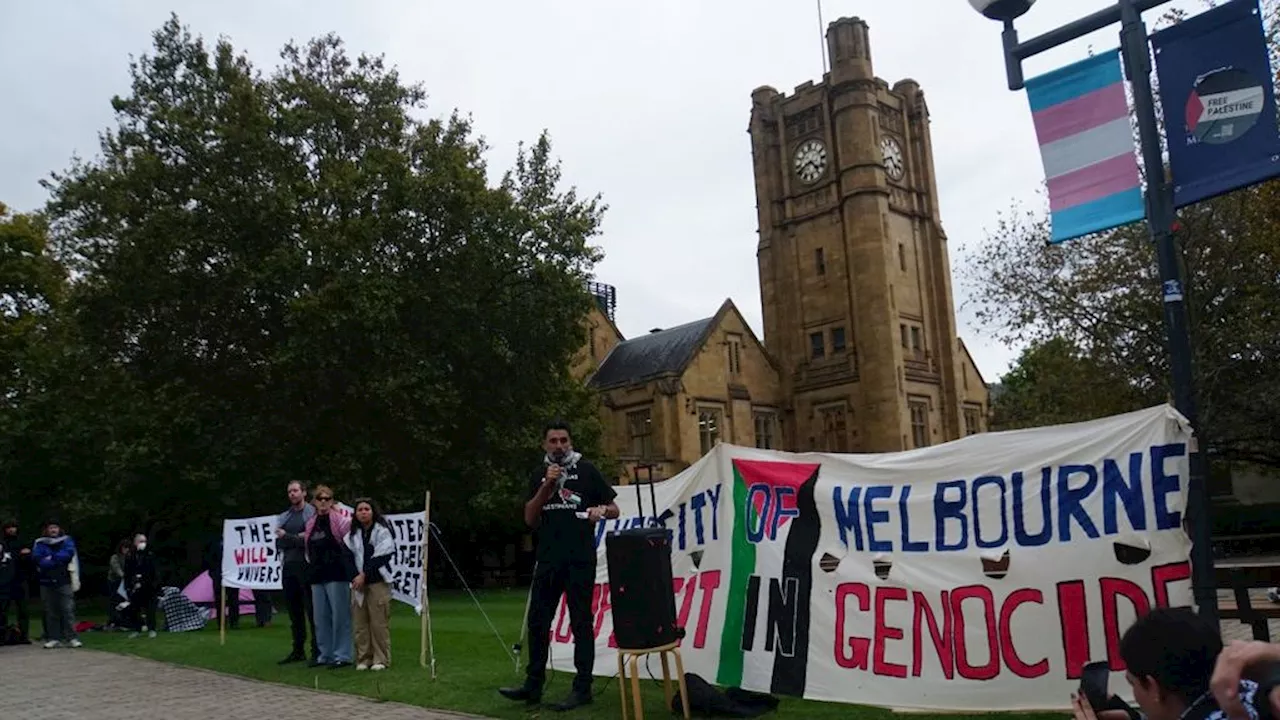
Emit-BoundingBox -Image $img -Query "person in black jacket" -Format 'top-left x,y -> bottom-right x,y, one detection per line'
1,521 -> 32,644
499,420 -> 619,712
123,533 -> 159,637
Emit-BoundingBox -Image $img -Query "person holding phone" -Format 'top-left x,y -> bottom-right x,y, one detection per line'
1070,607 -> 1280,720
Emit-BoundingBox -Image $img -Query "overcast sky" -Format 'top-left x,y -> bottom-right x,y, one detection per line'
1,0 -> 1208,382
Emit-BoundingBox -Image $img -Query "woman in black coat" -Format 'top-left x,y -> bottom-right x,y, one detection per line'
123,533 -> 159,637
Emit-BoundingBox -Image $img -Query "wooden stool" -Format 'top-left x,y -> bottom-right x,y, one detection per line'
616,641 -> 691,720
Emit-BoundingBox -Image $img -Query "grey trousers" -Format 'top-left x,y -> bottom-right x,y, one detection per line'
40,584 -> 78,642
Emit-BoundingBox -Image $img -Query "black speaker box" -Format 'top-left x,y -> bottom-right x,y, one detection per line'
606,526 -> 680,650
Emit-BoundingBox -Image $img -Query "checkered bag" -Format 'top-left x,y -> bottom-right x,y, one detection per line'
157,586 -> 206,633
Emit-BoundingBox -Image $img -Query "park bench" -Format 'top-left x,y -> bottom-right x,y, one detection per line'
1215,554 -> 1280,641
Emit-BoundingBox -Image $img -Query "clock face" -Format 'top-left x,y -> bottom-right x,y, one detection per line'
880,136 -> 905,181
793,139 -> 827,184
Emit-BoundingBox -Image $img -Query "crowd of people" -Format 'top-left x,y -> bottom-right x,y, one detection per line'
8,421 -> 1280,719
201,482 -> 399,671
0,481 -> 399,672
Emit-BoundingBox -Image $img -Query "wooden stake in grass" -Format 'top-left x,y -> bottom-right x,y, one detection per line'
420,489 -> 436,679
219,580 -> 226,646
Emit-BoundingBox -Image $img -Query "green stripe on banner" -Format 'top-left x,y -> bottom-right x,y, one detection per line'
717,465 -> 754,686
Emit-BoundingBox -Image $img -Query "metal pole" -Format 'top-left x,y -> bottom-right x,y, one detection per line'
1116,0 -> 1218,626
1000,0 -> 1175,90
994,0 -> 1217,624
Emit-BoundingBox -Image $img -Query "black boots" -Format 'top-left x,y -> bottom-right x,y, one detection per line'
498,684 -> 542,705
548,690 -> 593,712
499,683 -> 592,711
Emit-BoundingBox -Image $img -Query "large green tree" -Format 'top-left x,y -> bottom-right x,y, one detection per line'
965,179 -> 1280,468
989,337 -> 1153,431
18,16 -> 607,555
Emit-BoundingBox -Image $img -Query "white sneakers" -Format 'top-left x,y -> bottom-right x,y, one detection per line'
69,639 -> 82,648
42,640 -> 82,648
355,663 -> 387,671
356,663 -> 369,671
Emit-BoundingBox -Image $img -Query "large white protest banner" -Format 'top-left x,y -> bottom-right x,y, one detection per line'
544,405 -> 1195,712
221,508 -> 426,609
222,515 -> 283,590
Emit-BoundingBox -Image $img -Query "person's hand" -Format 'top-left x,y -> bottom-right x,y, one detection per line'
1070,693 -> 1130,720
587,506 -> 606,523
19,547 -> 30,555
545,464 -> 563,483
352,573 -> 365,591
1213,640 -> 1280,719
275,528 -> 286,539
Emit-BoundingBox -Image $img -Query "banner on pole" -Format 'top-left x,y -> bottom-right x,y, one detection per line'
1025,50 -> 1145,243
545,406 -> 1194,713
1153,0 -> 1280,208
221,516 -> 282,590
384,511 -> 428,610
222,508 -> 426,608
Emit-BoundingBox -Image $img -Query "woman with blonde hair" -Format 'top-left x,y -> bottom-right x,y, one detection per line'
303,484 -> 354,668
344,498 -> 395,670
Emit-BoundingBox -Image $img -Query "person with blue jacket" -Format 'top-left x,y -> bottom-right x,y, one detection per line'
32,521 -> 81,648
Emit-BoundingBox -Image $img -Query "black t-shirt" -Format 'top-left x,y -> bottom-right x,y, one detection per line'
308,514 -> 349,584
527,458 -> 616,565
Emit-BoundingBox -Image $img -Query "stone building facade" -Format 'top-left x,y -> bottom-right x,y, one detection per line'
584,17 -> 989,481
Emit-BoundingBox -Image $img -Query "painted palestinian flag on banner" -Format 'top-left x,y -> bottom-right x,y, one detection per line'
717,458 -> 822,696
1184,67 -> 1266,145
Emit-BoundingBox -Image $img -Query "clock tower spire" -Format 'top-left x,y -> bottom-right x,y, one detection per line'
750,17 -> 987,453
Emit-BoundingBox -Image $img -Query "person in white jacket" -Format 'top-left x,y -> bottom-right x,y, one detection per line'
344,499 -> 396,671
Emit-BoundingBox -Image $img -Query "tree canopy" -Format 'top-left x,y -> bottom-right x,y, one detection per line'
968,176 -> 1280,469
0,16 -> 610,569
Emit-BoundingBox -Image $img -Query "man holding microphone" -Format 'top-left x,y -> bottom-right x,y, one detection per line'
499,420 -> 618,712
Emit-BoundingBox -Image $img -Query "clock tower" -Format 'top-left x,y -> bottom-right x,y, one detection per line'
750,17 -> 986,452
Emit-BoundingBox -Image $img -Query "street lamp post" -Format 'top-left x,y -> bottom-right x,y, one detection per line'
970,0 -> 1219,625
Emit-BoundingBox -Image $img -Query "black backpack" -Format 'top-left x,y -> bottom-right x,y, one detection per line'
670,673 -> 780,718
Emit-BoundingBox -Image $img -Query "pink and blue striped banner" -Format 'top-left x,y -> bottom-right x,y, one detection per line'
1026,50 -> 1144,244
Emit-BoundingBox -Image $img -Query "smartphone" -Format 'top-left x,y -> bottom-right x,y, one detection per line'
1080,661 -> 1111,710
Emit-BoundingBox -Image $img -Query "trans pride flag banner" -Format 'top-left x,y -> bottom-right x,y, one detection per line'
546,406 -> 1195,712
1026,51 -> 1144,243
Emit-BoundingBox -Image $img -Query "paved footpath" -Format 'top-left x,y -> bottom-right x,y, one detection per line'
0,644 -> 491,720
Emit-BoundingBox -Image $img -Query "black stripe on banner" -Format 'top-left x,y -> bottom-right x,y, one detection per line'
770,465 -> 821,697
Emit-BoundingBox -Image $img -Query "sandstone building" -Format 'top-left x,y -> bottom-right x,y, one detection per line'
582,17 -> 989,483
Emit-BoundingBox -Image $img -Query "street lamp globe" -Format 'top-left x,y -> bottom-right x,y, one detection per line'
968,0 -> 1036,22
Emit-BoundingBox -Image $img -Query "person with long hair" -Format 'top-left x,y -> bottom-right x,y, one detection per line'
107,538 -> 130,630
303,484 -> 354,668
344,498 -> 395,671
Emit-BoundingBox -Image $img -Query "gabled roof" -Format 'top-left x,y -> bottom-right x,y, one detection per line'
958,337 -> 989,388
588,316 -> 716,390
587,298 -> 778,391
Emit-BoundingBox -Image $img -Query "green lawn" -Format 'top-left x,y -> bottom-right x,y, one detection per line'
80,590 -> 1064,719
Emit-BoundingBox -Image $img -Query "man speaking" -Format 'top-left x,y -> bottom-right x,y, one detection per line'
500,420 -> 618,712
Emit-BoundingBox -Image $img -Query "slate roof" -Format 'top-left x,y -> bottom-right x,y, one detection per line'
588,316 -> 716,389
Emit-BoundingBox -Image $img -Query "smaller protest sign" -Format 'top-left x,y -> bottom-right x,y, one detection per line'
385,511 -> 428,610
221,516 -> 283,590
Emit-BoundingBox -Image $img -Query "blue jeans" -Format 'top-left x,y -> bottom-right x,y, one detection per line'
311,581 -> 352,663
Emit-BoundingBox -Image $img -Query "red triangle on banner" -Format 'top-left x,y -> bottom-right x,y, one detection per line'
1185,92 -> 1204,132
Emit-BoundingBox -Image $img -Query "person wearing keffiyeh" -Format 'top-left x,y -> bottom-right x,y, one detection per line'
1071,607 -> 1280,720
499,419 -> 619,713
344,498 -> 395,671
